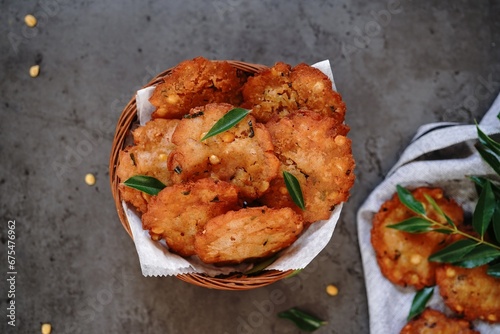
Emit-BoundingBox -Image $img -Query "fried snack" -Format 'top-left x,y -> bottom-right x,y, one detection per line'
259,111 -> 354,224
116,118 -> 180,212
241,62 -> 345,123
194,206 -> 304,265
436,264 -> 500,323
400,308 -> 479,334
371,187 -> 464,289
149,57 -> 246,119
168,103 -> 280,200
142,178 -> 240,257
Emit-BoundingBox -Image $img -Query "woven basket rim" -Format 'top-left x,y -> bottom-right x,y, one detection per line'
109,59 -> 295,290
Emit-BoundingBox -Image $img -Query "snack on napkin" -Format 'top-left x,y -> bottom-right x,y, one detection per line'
371,187 -> 464,289
116,57 -> 354,267
400,308 -> 479,334
436,264 -> 500,323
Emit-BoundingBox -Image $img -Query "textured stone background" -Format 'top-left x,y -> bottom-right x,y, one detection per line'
1,0 -> 499,333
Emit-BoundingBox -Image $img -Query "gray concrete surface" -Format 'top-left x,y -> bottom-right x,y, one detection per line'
1,0 -> 499,333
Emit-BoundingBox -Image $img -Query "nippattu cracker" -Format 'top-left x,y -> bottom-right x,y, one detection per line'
142,178 -> 239,257
259,111 -> 354,223
436,264 -> 500,323
371,187 -> 464,289
242,62 -> 345,123
195,206 -> 304,265
400,308 -> 479,334
149,57 -> 246,119
168,103 -> 280,200
116,118 -> 179,212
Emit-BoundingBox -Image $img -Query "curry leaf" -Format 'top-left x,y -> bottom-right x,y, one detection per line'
476,145 -> 500,175
407,287 -> 434,321
283,171 -> 305,210
244,254 -> 279,275
493,201 -> 500,244
477,123 -> 500,155
428,239 -> 477,263
473,180 -> 495,237
386,217 -> 434,233
452,244 -> 500,268
278,308 -> 326,332
397,185 -> 425,215
487,262 -> 500,278
123,175 -> 166,195
469,176 -> 500,199
200,107 -> 250,141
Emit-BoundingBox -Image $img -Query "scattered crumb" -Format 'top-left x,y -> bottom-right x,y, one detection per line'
41,323 -> 52,334
29,65 -> 40,78
24,14 -> 37,27
85,173 -> 96,186
326,284 -> 339,296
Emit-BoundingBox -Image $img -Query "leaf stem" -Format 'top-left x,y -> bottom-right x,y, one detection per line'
421,213 -> 500,252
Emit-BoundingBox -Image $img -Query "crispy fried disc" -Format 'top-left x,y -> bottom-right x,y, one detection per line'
194,206 -> 304,265
116,118 -> 180,212
168,103 -> 280,200
149,57 -> 246,119
242,62 -> 345,123
259,111 -> 354,223
400,308 -> 479,334
370,187 -> 464,289
142,178 -> 240,257
436,264 -> 500,323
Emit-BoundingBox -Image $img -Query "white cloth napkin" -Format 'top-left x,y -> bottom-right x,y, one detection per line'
357,92 -> 500,334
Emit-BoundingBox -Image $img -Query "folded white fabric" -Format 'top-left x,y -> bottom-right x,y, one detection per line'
357,92 -> 500,334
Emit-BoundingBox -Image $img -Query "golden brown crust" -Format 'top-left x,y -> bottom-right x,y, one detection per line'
142,178 -> 240,257
371,187 -> 464,289
436,264 -> 500,323
241,62 -> 345,123
116,118 -> 180,212
194,206 -> 304,265
168,103 -> 280,200
149,57 -> 246,119
259,111 -> 354,224
400,308 -> 479,334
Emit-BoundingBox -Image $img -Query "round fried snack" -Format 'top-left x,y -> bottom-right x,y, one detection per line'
242,62 -> 345,123
168,103 -> 280,200
370,187 -> 464,289
400,308 -> 479,334
436,264 -> 500,323
142,178 -> 240,257
149,57 -> 246,119
194,206 -> 304,265
116,118 -> 180,212
259,111 -> 355,224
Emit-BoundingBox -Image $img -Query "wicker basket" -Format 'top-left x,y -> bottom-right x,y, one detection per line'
109,60 -> 294,290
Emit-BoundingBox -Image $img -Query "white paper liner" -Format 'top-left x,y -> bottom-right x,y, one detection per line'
124,59 -> 346,277
357,92 -> 500,333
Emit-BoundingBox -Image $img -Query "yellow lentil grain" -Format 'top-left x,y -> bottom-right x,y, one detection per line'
410,254 -> 422,265
221,132 -> 235,143
24,14 -> 37,27
487,314 -> 497,322
29,65 -> 40,78
445,267 -> 456,278
85,173 -> 96,186
209,155 -> 221,165
41,323 -> 52,334
326,284 -> 339,296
